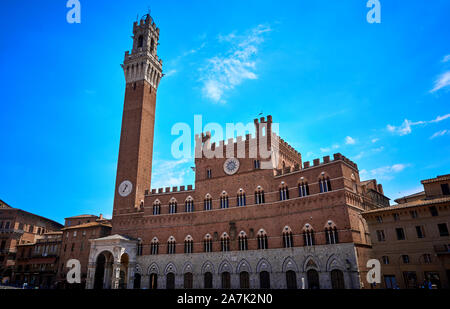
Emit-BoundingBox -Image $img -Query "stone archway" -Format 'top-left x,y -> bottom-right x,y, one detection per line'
93,250 -> 114,289
86,234 -> 139,289
119,253 -> 129,289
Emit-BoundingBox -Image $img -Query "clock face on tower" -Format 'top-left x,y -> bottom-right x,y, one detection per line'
118,180 -> 133,197
223,158 -> 240,175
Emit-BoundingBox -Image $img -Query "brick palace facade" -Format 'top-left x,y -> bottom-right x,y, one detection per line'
84,14 -> 391,290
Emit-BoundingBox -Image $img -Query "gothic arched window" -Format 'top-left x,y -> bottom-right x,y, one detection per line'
152,200 -> 161,215
220,233 -> 230,252
220,191 -> 229,209
279,182 -> 290,201
237,189 -> 246,207
282,226 -> 294,248
238,231 -> 248,251
319,173 -> 332,193
298,178 -> 310,197
167,236 -> 176,254
184,235 -> 194,254
255,186 -> 265,205
137,35 -> 144,48
185,197 -> 194,213
169,199 -> 177,214
257,229 -> 268,250
204,194 -> 212,211
325,221 -> 339,244
303,224 -> 315,246
204,234 -> 212,253
150,237 -> 159,255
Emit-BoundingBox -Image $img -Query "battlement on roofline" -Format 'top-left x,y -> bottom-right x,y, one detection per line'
145,152 -> 357,195
275,152 -> 358,176
146,184 -> 195,196
194,115 -> 301,160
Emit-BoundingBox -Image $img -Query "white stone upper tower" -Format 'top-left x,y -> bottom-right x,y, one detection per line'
121,14 -> 163,88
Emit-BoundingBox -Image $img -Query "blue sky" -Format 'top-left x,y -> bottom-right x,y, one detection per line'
0,0 -> 449,224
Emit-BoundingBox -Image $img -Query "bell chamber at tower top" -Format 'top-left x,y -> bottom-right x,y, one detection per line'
121,14 -> 163,87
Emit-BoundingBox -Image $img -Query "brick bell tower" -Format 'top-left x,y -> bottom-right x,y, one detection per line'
112,15 -> 163,218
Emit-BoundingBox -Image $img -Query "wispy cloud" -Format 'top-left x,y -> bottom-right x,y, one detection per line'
371,138 -> 379,143
151,158 -> 192,189
360,163 -> 409,181
352,146 -> 384,160
164,43 -> 206,78
164,69 -> 177,77
345,136 -> 356,145
320,144 -> 339,153
387,113 -> 450,136
431,71 -> 450,93
430,129 -> 450,139
430,54 -> 450,92
200,24 -> 272,103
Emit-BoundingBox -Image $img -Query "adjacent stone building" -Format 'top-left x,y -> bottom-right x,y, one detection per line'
13,231 -> 63,288
86,15 -> 389,290
0,199 -> 63,283
362,174 -> 450,289
56,214 -> 111,288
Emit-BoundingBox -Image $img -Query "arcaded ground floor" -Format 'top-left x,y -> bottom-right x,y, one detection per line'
130,243 -> 361,289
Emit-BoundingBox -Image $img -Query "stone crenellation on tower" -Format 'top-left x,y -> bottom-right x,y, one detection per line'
122,14 -> 163,87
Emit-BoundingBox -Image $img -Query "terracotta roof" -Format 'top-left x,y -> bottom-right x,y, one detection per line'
44,231 -> 63,235
394,191 -> 426,203
61,221 -> 111,230
65,214 -> 98,219
421,174 -> 450,184
363,196 -> 450,215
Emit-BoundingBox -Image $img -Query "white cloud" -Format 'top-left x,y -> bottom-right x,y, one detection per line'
200,24 -> 271,103
431,71 -> 450,93
371,138 -> 379,143
442,54 -> 450,63
164,69 -> 177,77
151,158 -> 192,189
361,164 -> 408,181
430,129 -> 450,139
430,114 -> 450,123
345,136 -> 356,145
387,113 -> 450,136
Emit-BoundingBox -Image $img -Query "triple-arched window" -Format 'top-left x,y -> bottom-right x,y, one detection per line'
221,233 -> 230,252
257,229 -> 268,250
204,194 -> 212,211
169,199 -> 177,214
152,200 -> 161,215
204,234 -> 212,253
319,173 -> 332,193
282,226 -> 294,248
298,178 -> 310,197
220,191 -> 229,209
167,236 -> 176,254
184,235 -> 193,254
185,197 -> 194,213
325,221 -> 339,244
238,231 -> 248,251
303,224 -> 315,246
237,189 -> 246,207
150,237 -> 159,255
279,182 -> 289,201
255,186 -> 265,204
